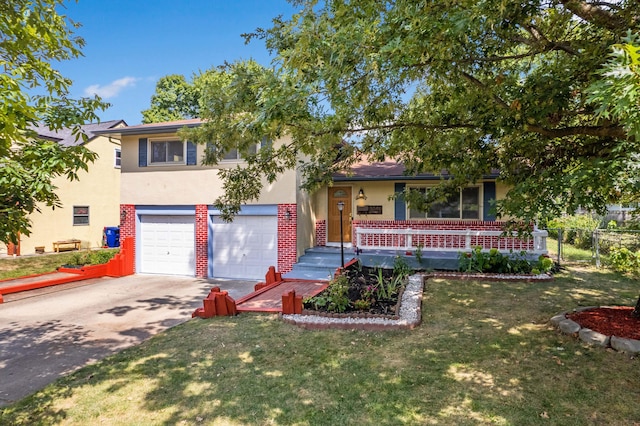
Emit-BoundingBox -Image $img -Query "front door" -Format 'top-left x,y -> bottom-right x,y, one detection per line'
328,187 -> 352,243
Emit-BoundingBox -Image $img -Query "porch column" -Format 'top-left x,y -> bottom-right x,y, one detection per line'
278,204 -> 297,273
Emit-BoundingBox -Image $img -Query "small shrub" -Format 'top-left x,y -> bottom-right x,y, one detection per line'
63,249 -> 119,267
306,275 -> 350,312
458,247 -> 537,274
608,247 -> 640,274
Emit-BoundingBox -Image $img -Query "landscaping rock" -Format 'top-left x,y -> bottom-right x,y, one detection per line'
578,328 -> 610,348
558,318 -> 581,335
550,313 -> 567,326
610,336 -> 640,354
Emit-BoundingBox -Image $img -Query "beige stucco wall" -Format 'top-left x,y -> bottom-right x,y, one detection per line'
120,133 -> 297,205
295,166 -> 317,257
18,136 -> 121,254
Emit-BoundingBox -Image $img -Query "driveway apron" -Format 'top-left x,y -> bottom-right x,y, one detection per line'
0,274 -> 255,407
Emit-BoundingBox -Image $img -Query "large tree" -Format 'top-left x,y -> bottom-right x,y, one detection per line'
181,0 -> 639,223
0,0 -> 107,244
141,74 -> 199,123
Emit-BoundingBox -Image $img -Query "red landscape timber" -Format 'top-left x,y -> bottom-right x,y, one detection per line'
0,237 -> 135,303
192,286 -> 238,318
282,290 -> 303,314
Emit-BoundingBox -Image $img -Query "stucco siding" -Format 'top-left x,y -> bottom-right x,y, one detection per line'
19,136 -> 121,254
121,168 -> 296,205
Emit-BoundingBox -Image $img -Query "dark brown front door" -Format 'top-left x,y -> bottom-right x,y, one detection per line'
328,187 -> 352,243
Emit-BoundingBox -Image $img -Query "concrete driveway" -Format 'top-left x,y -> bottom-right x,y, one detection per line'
0,274 -> 255,407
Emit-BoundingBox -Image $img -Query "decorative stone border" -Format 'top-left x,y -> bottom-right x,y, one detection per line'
281,271 -> 552,331
551,307 -> 640,354
429,271 -> 553,282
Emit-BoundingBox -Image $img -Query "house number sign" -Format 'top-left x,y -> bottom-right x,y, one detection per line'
356,205 -> 383,215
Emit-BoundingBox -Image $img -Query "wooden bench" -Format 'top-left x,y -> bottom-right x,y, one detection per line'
53,239 -> 81,252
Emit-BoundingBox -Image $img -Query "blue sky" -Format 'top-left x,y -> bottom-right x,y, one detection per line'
57,0 -> 296,125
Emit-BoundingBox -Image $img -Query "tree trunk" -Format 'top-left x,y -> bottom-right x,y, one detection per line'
632,294 -> 640,318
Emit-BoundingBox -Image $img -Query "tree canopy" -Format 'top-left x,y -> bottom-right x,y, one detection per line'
173,1 -> 640,223
0,0 -> 107,244
141,74 -> 199,123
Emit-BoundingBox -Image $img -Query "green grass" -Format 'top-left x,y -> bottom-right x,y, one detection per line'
547,237 -> 595,264
0,249 -> 119,280
2,265 -> 640,425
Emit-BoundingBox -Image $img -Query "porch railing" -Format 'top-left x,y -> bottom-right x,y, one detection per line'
355,228 -> 548,255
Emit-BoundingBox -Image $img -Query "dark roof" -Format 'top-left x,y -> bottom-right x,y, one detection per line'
95,118 -> 202,137
29,120 -> 126,147
333,159 -> 500,181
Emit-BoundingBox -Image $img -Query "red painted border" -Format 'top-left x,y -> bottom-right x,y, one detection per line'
0,237 -> 135,303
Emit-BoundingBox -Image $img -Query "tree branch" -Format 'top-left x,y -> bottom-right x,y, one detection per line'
525,123 -> 627,139
459,72 -> 510,109
559,0 -> 628,31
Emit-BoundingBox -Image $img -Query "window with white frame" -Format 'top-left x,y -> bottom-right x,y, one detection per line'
408,187 -> 480,219
150,139 -> 184,164
114,148 -> 121,168
73,206 -> 89,225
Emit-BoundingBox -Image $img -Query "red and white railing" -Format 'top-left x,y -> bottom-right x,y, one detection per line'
355,228 -> 548,254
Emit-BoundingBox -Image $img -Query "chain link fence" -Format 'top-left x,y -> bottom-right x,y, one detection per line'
546,228 -> 640,268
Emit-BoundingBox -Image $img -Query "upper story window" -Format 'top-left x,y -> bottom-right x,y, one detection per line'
221,143 -> 259,161
150,139 -> 184,164
114,148 -> 121,168
408,187 -> 480,220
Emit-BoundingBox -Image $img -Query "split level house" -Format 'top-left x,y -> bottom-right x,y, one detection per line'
3,120 -> 126,256
98,119 -> 547,280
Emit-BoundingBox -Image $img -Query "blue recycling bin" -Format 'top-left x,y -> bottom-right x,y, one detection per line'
104,226 -> 120,248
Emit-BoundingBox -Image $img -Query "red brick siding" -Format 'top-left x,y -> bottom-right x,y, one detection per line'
195,204 -> 208,278
277,204 -> 297,273
119,204 -> 136,272
315,220 -> 327,246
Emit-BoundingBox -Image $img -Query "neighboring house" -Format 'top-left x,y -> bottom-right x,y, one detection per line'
4,120 -> 126,256
97,119 -> 545,280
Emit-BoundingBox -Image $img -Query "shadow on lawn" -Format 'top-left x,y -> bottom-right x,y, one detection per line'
3,266 -> 640,424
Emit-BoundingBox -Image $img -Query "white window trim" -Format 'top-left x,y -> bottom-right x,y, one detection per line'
148,137 -> 186,166
407,185 -> 483,220
114,148 -> 121,168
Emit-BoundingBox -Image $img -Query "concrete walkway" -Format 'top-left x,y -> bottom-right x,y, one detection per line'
0,274 -> 255,407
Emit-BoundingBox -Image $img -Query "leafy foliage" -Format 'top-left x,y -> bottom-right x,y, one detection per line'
458,247 -> 553,274
141,74 -> 199,123
305,274 -> 350,313
65,249 -> 119,267
544,214 -> 602,248
608,247 -> 640,275
0,0 -> 108,244
162,1 -> 640,222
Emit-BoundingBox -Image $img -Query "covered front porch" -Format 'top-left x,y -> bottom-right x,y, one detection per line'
286,225 -> 548,279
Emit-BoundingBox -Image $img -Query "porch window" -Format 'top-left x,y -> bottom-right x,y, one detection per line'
73,206 -> 89,225
150,139 -> 184,164
408,187 -> 480,220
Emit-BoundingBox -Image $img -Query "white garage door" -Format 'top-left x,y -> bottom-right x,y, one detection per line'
140,215 -> 195,276
212,215 -> 277,279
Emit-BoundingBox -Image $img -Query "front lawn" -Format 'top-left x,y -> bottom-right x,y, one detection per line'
0,249 -> 119,280
2,265 -> 639,425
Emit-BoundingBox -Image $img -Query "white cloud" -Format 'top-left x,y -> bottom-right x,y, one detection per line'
84,77 -> 139,99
